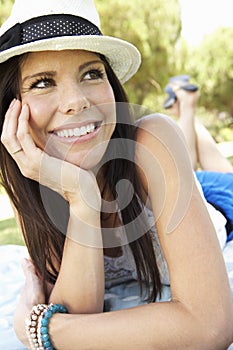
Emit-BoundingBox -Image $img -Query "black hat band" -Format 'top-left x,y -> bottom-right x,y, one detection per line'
0,14 -> 102,52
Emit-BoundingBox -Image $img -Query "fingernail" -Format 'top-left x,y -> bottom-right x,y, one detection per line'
21,104 -> 28,113
9,98 -> 16,109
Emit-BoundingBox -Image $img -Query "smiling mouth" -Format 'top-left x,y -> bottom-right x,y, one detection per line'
53,122 -> 101,138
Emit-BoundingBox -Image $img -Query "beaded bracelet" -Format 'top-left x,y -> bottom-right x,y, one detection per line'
25,303 -> 48,350
40,303 -> 68,350
25,303 -> 68,350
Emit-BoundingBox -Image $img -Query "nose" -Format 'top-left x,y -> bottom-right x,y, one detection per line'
59,83 -> 90,115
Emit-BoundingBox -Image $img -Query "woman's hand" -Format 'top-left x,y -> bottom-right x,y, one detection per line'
2,99 -> 104,314
13,259 -> 46,348
1,99 -> 101,209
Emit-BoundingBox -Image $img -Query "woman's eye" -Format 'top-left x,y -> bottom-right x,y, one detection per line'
83,69 -> 104,81
30,78 -> 54,89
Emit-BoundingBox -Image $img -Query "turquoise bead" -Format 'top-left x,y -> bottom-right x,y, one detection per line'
42,334 -> 49,341
44,310 -> 53,319
44,340 -> 51,347
49,305 -> 56,312
41,317 -> 49,326
40,326 -> 48,334
39,304 -> 67,350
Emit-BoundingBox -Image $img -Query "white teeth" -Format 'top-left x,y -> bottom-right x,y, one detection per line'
80,126 -> 87,136
55,123 -> 96,138
74,128 -> 80,137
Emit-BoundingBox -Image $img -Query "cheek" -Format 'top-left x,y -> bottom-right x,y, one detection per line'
23,96 -> 54,129
96,85 -> 116,123
89,82 -> 115,105
21,96 -> 54,149
103,85 -> 115,106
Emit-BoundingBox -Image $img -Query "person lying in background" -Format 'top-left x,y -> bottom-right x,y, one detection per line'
164,76 -> 233,244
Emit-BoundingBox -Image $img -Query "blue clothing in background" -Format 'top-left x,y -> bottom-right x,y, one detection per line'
196,171 -> 233,241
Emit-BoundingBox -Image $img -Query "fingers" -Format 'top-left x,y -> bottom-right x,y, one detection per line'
20,258 -> 46,306
17,104 -> 39,155
21,258 -> 42,290
1,99 -> 36,157
21,258 -> 38,279
1,99 -> 44,181
1,99 -> 98,202
1,99 -> 22,153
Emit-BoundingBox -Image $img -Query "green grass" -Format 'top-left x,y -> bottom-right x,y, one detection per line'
0,217 -> 25,245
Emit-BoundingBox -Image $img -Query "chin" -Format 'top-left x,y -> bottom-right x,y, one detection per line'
72,142 -> 109,170
65,151 -> 105,171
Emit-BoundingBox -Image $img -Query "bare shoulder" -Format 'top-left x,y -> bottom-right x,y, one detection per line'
135,113 -> 190,173
135,113 -> 185,146
134,113 -> 194,218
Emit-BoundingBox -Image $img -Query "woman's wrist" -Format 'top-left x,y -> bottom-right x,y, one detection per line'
65,172 -> 102,213
25,303 -> 68,350
67,207 -> 103,249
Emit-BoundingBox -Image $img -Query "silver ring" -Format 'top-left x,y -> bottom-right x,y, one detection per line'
12,148 -> 23,155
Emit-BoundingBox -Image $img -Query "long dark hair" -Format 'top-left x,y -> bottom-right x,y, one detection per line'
0,53 -> 162,302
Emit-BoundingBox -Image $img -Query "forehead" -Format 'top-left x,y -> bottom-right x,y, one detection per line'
20,49 -> 100,73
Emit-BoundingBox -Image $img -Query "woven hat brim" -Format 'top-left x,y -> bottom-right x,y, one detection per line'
0,35 -> 141,83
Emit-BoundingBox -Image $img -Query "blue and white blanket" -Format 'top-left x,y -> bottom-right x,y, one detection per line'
0,243 -> 233,350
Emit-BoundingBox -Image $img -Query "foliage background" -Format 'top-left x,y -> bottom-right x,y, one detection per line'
0,0 -> 232,142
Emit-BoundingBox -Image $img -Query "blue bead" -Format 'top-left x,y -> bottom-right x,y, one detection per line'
60,305 -> 67,312
42,334 -> 49,341
41,318 -> 49,326
40,326 -> 48,334
49,305 -> 56,312
44,340 -> 51,347
44,310 -> 53,318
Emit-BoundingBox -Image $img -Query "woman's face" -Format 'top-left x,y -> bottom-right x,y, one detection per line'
20,50 -> 116,169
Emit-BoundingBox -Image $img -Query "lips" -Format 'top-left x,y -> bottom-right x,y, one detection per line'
52,121 -> 102,138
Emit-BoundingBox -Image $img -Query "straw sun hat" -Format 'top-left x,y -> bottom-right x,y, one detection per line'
0,0 -> 141,83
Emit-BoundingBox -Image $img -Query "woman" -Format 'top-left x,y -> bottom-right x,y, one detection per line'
0,1 -> 232,349
164,78 -> 233,244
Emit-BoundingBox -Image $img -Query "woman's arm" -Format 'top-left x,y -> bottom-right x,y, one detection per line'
48,114 -> 233,350
1,100 -> 105,315
49,199 -> 105,314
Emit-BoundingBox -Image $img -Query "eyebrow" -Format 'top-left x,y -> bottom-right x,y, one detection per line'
79,59 -> 104,71
21,59 -> 105,84
21,71 -> 55,84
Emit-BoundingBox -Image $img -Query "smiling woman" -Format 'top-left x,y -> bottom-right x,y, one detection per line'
19,50 -> 116,169
0,1 -> 233,350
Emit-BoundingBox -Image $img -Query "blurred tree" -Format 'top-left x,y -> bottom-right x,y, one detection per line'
0,0 -> 232,143
185,27 -> 233,118
0,0 -> 13,25
1,0 -> 181,109
96,0 -> 181,108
